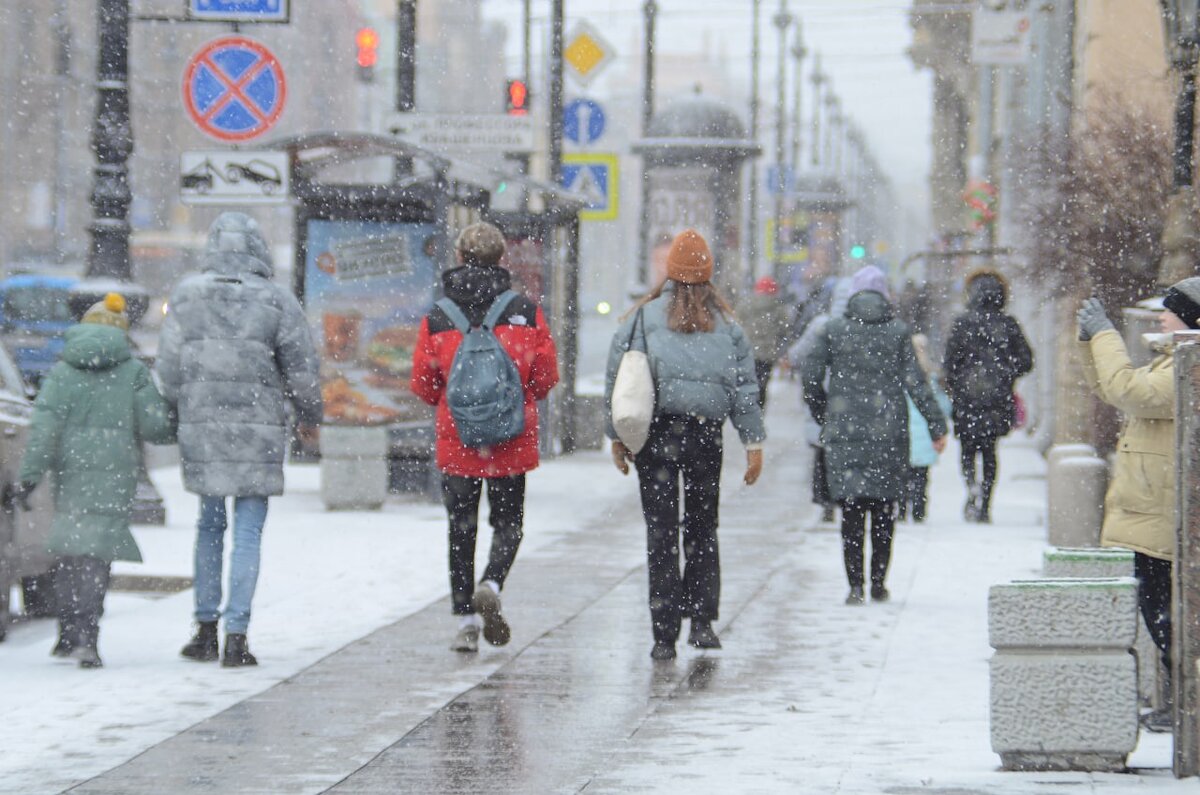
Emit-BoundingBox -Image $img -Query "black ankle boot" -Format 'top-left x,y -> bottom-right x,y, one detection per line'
222,633 -> 258,667
181,621 -> 219,662
688,619 -> 722,649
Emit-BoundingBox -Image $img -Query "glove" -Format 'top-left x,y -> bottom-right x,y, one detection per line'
10,481 -> 35,512
1077,298 -> 1114,341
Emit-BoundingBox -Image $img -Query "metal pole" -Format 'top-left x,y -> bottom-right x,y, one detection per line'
52,0 -> 71,262
637,0 -> 658,287
549,0 -> 565,186
790,22 -> 805,173
810,53 -> 823,168
772,2 -> 792,282
396,0 -> 416,113
522,0 -> 532,87
1174,54 -> 1198,189
746,0 -> 762,288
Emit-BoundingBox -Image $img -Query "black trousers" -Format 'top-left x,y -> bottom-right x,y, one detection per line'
839,498 -> 896,589
754,359 -> 774,409
1135,552 -> 1173,670
635,415 -> 724,644
811,445 -> 832,508
54,555 -> 111,648
961,435 -> 998,508
443,474 -> 526,616
900,467 -> 929,521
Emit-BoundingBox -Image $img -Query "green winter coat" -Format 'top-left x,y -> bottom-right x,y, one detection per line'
801,290 -> 948,501
18,324 -> 176,562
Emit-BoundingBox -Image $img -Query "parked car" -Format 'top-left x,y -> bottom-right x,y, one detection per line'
0,273 -> 78,389
0,340 -> 54,639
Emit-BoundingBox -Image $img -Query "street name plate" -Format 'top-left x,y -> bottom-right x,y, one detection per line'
388,113 -> 535,154
180,150 -> 289,205
188,0 -> 290,23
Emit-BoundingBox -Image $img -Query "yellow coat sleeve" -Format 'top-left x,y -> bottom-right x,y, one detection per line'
1086,330 -> 1174,420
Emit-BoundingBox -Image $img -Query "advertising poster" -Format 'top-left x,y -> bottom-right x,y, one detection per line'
304,220 -> 440,425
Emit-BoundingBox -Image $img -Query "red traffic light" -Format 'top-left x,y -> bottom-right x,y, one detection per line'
506,79 -> 529,115
356,27 -> 379,68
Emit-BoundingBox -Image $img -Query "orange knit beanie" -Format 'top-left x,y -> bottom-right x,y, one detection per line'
666,229 -> 713,284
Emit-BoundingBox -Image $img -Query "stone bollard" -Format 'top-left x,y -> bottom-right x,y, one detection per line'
1046,456 -> 1107,548
1046,443 -> 1098,470
989,577 -> 1139,772
1043,548 -> 1160,708
320,426 -> 389,511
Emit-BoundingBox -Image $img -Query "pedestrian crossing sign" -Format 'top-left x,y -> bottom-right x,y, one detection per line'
561,153 -> 619,221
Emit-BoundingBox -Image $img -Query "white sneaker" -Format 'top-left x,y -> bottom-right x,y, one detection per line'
451,624 -> 480,653
471,587 -> 511,646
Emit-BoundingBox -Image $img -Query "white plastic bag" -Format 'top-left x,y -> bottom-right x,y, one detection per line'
610,309 -> 655,454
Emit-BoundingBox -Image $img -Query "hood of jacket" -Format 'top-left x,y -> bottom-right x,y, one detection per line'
966,270 -> 1007,312
844,290 -> 893,324
202,212 -> 273,280
61,323 -> 131,371
442,264 -> 512,322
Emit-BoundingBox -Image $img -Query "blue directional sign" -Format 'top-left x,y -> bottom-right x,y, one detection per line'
563,98 -> 607,146
189,0 -> 290,23
561,153 -> 618,221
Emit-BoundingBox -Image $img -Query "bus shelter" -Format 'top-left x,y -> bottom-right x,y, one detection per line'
270,133 -> 583,494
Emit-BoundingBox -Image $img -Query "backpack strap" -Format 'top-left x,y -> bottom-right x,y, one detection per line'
435,297 -> 471,334
481,290 -> 520,331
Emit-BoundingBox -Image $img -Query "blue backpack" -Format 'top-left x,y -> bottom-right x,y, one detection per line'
436,290 -> 525,448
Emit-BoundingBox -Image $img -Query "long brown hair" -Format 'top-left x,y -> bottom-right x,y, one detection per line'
626,278 -> 734,334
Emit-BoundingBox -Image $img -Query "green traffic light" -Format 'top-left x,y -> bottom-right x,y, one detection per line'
850,245 -> 866,259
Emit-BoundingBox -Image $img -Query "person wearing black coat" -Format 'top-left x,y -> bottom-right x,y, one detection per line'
942,270 -> 1033,523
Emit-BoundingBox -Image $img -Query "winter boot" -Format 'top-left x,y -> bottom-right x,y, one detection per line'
451,624 -> 480,653
222,633 -> 258,668
964,484 -> 981,522
71,622 -> 102,668
471,585 -> 511,647
71,645 -> 103,669
870,584 -> 890,603
650,641 -> 676,661
51,620 -> 77,658
978,486 -> 993,524
688,619 -> 722,649
180,621 -> 219,662
845,586 -> 865,606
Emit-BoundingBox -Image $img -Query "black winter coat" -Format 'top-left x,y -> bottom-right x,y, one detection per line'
942,275 -> 1033,441
802,291 -> 948,502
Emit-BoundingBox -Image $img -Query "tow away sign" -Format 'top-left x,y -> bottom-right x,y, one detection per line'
180,150 -> 289,205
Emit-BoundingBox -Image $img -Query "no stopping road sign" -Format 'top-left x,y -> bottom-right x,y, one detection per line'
183,36 -> 287,142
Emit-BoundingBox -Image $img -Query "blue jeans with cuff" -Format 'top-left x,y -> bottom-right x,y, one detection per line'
193,495 -> 269,634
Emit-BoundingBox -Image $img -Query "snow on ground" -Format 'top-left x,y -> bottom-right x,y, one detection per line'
0,446 -> 627,794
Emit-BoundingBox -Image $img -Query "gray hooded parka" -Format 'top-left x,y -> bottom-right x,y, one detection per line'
156,213 -> 322,497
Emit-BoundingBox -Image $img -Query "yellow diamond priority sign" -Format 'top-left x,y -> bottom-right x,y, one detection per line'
564,21 -> 615,87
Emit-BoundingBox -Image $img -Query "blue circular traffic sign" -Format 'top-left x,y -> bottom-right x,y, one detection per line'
563,98 -> 606,146
183,36 -> 287,142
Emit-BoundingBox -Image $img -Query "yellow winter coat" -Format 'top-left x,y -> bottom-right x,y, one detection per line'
1080,330 -> 1174,561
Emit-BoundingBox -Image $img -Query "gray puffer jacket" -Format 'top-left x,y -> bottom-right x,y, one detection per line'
156,212 -> 322,497
604,289 -> 765,445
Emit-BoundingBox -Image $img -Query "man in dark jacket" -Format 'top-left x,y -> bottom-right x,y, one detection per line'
802,267 -> 947,605
942,270 -> 1033,523
411,222 -> 559,654
157,212 -> 322,667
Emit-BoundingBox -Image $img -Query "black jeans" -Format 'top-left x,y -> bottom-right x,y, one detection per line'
900,467 -> 929,521
443,474 -> 526,616
839,498 -> 896,589
635,414 -> 724,644
1135,552 -> 1173,670
961,435 -> 998,509
754,359 -> 774,409
54,555 -> 111,649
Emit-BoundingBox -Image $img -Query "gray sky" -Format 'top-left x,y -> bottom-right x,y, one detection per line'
481,0 -> 932,231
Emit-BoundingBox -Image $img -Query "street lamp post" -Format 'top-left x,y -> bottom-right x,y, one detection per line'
637,0 -> 658,287
747,0 -> 762,291
810,53 -> 823,168
771,2 -> 793,282
790,24 -> 806,173
1159,0 -> 1200,288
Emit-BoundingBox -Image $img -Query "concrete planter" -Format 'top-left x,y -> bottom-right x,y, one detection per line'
320,426 -> 390,511
989,578 -> 1139,772
1046,456 -> 1107,548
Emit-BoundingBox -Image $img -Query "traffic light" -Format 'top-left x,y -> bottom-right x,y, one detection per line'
849,244 -> 867,260
506,79 -> 530,116
356,27 -> 379,83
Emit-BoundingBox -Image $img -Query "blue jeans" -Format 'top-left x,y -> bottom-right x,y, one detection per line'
193,496 -> 269,634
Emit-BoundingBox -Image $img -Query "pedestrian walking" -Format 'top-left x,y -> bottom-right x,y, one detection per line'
157,212 -> 322,668
741,276 -> 793,408
942,269 -> 1033,523
604,229 -> 765,661
15,293 -> 176,667
1076,281 -> 1199,732
899,334 -> 952,523
411,222 -> 559,654
788,277 -> 853,524
801,266 -> 947,605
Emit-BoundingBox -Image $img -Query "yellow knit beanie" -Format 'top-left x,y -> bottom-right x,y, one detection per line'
82,293 -> 129,330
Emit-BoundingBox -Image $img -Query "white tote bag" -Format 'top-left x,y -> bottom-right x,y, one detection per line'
610,308 -> 655,454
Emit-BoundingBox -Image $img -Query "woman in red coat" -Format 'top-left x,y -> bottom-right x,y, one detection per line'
410,222 -> 559,654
